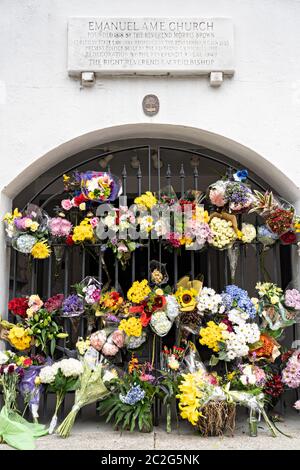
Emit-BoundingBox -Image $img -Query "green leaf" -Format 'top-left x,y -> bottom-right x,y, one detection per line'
50,337 -> 56,357
209,355 -> 219,366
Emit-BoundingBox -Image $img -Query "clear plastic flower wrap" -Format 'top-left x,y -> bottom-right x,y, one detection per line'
180,342 -> 207,374
149,260 -> 169,286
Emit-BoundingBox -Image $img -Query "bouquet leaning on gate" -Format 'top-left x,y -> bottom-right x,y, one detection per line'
57,357 -> 116,438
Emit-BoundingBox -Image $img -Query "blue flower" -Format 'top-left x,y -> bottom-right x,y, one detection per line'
233,169 -> 248,182
120,385 -> 145,405
222,285 -> 256,319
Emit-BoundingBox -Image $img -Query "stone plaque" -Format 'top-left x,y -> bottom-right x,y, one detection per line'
142,95 -> 159,116
68,17 -> 234,76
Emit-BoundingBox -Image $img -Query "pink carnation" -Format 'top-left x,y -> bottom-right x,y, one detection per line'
209,189 -> 226,207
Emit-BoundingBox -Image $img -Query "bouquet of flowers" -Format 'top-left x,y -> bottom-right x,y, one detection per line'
26,298 -> 68,355
199,309 -> 260,363
90,328 -> 125,358
249,332 -> 281,363
281,349 -> 300,389
0,352 -> 47,449
118,317 -> 146,350
241,223 -> 257,243
251,191 -> 295,236
98,367 -> 156,433
222,285 -> 257,320
177,367 -> 278,437
209,213 -> 239,249
175,276 -> 203,334
197,287 -> 225,316
257,225 -> 278,248
80,171 -> 122,203
208,172 -> 254,213
38,358 -> 83,433
18,354 -> 47,421
256,282 -> 299,330
57,361 -> 116,438
96,290 -> 124,318
3,204 -> 51,259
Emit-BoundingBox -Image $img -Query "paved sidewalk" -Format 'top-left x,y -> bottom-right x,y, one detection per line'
1,411 -> 299,450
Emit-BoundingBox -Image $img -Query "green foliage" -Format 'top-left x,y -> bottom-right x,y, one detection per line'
98,371 -> 156,432
26,309 -> 67,356
47,368 -> 80,394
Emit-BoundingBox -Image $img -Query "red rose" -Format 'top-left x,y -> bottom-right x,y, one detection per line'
66,234 -> 74,246
73,193 -> 88,206
8,297 -> 29,318
280,230 -> 297,245
23,358 -> 33,367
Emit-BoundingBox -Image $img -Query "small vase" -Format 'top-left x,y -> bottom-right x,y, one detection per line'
248,416 -> 258,437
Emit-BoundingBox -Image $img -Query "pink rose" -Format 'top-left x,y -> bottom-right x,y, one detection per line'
61,199 -> 73,211
111,329 -> 125,348
102,342 -> 119,357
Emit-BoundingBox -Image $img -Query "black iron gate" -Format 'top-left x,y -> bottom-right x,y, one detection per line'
10,144 -> 287,304
8,143 -> 294,419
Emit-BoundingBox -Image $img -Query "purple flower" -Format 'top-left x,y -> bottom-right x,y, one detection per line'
62,294 -> 84,315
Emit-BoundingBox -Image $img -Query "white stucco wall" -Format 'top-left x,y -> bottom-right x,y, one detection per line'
1,0 -> 300,313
